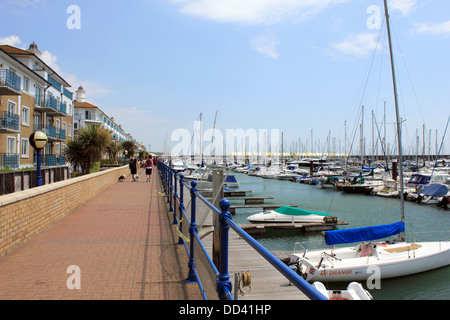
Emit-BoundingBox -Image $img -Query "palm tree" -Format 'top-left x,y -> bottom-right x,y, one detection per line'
65,124 -> 111,174
121,140 -> 136,159
106,142 -> 121,164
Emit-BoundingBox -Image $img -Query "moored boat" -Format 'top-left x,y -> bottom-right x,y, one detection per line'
247,206 -> 335,224
289,222 -> 450,282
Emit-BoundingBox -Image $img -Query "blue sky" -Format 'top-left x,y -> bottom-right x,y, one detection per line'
1,0 -> 449,156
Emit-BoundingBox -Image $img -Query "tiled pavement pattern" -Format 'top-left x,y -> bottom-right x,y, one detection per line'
0,169 -> 203,300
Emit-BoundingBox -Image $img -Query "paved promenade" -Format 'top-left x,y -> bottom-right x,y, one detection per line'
0,168 -> 203,300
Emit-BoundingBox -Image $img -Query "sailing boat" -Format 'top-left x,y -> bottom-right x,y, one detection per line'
289,0 -> 450,283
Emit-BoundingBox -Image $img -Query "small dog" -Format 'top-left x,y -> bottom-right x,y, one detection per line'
118,175 -> 125,182
135,174 -> 140,181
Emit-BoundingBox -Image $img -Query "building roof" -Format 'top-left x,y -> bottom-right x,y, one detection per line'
0,44 -> 72,88
74,101 -> 99,109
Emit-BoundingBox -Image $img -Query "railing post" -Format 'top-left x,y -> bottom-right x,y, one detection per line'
217,198 -> 233,300
168,167 -> 174,213
186,180 -> 198,283
175,172 -> 184,245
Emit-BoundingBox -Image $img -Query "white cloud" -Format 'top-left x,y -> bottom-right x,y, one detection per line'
251,34 -> 280,59
389,0 -> 417,16
0,35 -> 22,47
413,21 -> 450,37
170,0 -> 348,24
330,33 -> 381,58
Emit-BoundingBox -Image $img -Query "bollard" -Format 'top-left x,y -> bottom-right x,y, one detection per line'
217,198 -> 233,300
186,180 -> 198,283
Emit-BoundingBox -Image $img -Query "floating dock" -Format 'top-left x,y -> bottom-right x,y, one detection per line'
238,220 -> 348,235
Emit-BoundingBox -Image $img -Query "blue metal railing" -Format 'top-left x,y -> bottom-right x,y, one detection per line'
0,112 -> 20,131
157,161 -> 327,301
0,153 -> 19,169
0,69 -> 21,92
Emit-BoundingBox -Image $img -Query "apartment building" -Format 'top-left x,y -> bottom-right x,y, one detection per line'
0,43 -> 73,169
74,86 -> 133,145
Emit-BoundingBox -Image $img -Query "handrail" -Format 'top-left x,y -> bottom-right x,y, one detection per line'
157,160 -> 327,300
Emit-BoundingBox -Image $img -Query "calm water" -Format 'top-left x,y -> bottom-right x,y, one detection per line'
229,173 -> 450,300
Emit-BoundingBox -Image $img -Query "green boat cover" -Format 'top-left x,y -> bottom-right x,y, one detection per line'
274,206 -> 332,217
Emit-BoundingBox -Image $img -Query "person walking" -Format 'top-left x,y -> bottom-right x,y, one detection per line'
129,157 -> 137,182
145,155 -> 153,182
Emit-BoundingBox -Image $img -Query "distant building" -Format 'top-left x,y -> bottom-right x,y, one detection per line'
73,86 -> 140,159
0,43 -> 74,169
73,86 -> 129,143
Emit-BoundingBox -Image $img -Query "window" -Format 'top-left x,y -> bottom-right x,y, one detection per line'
7,137 -> 16,154
35,86 -> 42,106
22,106 -> 30,126
34,113 -> 41,131
7,101 -> 16,114
69,124 -> 72,137
23,77 -> 29,92
21,139 -> 29,158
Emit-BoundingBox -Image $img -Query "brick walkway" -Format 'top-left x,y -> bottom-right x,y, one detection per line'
0,168 -> 203,300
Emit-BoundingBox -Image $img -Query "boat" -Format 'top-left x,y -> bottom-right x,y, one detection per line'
171,159 -> 186,172
414,184 -> 449,204
183,168 -> 208,181
311,282 -> 373,300
247,206 -> 335,224
288,0 -> 450,284
376,179 -> 399,198
290,222 -> 450,282
223,175 -> 240,188
318,175 -> 341,189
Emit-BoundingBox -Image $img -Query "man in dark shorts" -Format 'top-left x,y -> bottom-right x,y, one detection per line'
145,155 -> 153,182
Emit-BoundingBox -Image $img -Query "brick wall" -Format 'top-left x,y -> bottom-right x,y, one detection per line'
0,166 -> 129,256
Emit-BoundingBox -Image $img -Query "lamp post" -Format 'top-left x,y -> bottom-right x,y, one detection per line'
29,131 -> 48,187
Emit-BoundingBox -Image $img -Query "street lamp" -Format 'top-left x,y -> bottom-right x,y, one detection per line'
29,131 -> 48,187
123,150 -> 128,165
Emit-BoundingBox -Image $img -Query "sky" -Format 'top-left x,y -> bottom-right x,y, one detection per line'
0,0 -> 449,157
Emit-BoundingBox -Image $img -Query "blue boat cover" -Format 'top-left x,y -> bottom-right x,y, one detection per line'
325,222 -> 405,245
225,175 -> 238,183
420,184 -> 448,197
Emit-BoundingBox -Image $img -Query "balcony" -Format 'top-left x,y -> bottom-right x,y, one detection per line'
0,153 -> 19,169
34,124 -> 67,141
0,69 -> 21,95
34,94 -> 67,116
33,154 -> 66,167
0,112 -> 20,132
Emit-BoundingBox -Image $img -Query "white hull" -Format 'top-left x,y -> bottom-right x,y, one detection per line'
290,241 -> 450,282
247,210 -> 327,224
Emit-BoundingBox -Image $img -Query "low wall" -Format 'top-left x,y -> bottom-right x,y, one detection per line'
0,166 -> 129,256
0,166 -> 70,196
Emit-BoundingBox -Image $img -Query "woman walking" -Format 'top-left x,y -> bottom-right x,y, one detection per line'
129,157 -> 137,182
145,155 -> 153,182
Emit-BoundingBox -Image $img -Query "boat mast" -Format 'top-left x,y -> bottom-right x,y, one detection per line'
383,0 -> 405,228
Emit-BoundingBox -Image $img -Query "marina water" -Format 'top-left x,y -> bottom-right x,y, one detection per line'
229,173 -> 450,300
